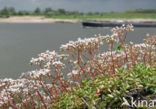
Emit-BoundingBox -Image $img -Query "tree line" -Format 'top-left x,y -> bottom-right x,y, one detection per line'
0,7 -> 156,18
0,7 -> 84,17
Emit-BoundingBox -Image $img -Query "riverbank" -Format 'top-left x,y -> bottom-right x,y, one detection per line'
0,16 -> 80,23
0,16 -> 156,23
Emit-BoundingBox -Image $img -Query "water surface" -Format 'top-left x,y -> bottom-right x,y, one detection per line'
0,23 -> 155,78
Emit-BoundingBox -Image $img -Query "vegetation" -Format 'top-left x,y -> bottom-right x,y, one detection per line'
0,25 -> 155,108
53,63 -> 156,108
0,7 -> 156,19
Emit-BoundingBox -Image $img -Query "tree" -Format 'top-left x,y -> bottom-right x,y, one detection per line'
0,7 -> 10,17
17,11 -> 31,16
9,7 -> 16,15
34,7 -> 41,14
44,7 -> 53,13
0,7 -> 16,17
58,9 -> 66,15
44,7 -> 54,17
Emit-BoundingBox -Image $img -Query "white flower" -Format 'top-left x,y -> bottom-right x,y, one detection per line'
60,36 -> 103,52
67,70 -> 79,78
112,24 -> 134,33
24,69 -> 50,79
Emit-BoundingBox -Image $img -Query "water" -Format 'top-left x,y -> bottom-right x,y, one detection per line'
0,23 -> 155,79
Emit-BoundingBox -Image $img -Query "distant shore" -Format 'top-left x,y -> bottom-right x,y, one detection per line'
0,16 -> 80,23
0,16 -> 156,23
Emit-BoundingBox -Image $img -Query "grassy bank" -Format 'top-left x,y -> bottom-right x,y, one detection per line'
51,9 -> 156,20
1,13 -> 156,20
1,7 -> 156,20
51,13 -> 156,20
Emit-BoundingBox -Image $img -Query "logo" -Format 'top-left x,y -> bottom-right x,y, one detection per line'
122,97 -> 156,108
122,97 -> 130,106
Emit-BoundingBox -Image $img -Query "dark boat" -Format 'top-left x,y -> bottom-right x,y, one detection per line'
82,20 -> 156,27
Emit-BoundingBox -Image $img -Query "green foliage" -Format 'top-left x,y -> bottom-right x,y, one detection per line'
58,9 -> 66,15
125,9 -> 156,14
1,7 -> 156,19
34,7 -> 41,14
52,63 -> 156,108
0,7 -> 16,17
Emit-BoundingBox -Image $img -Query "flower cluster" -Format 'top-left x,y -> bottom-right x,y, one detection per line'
112,24 -> 134,34
0,78 -> 48,108
21,69 -> 50,79
0,25 -> 155,108
100,33 -> 119,45
60,37 -> 103,53
30,50 -> 67,69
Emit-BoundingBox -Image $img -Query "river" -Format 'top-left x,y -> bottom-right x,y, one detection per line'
0,23 -> 155,78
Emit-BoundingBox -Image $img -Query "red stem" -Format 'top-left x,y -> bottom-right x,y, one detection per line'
36,90 -> 47,109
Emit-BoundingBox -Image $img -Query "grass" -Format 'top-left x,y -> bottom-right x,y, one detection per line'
1,13 -> 156,20
50,13 -> 156,20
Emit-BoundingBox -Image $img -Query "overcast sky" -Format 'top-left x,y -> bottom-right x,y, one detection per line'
0,0 -> 156,12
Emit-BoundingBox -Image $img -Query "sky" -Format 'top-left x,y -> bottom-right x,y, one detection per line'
0,0 -> 156,12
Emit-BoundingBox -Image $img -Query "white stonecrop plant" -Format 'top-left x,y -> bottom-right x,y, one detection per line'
0,24 -> 155,108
